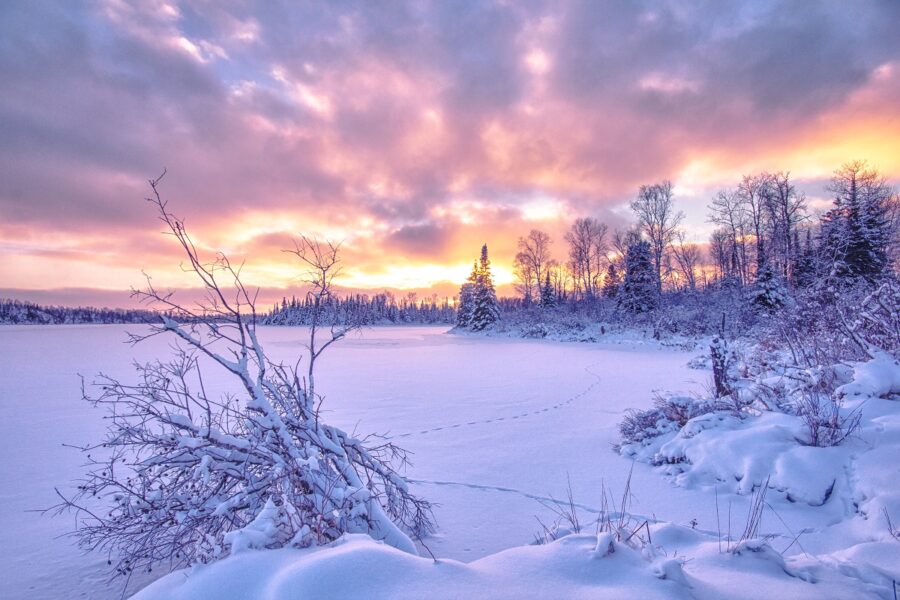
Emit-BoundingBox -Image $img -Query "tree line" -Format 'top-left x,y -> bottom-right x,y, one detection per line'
264,291 -> 456,326
504,160 -> 898,315
0,298 -> 164,325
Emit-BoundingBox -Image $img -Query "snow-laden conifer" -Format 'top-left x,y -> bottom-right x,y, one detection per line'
470,244 -> 501,331
752,262 -> 787,311
540,271 -> 556,308
618,240 -> 658,313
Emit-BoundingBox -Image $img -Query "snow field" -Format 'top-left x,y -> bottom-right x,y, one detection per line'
2,325 -> 897,598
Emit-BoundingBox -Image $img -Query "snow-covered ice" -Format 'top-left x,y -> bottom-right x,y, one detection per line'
1,324 -> 897,598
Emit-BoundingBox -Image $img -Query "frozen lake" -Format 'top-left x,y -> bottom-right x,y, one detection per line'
1,324 -> 718,598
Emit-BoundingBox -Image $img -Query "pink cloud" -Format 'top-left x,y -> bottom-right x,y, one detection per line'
1,1 -> 898,304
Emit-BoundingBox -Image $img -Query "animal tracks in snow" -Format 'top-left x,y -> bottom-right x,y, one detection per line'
386,365 -> 604,440
408,478 -> 667,528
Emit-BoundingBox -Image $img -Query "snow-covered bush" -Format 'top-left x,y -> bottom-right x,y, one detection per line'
841,279 -> 900,359
54,175 -> 432,583
794,391 -> 862,447
774,278 -> 897,366
710,336 -> 737,398
618,394 -> 717,446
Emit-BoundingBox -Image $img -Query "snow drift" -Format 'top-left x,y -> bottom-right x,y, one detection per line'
135,528 -> 887,600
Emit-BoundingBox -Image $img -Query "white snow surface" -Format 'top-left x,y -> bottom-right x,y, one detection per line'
134,531 -> 876,600
1,325 -> 898,598
838,350 -> 900,399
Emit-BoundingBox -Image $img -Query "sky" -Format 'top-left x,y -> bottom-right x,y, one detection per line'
1,0 -> 899,307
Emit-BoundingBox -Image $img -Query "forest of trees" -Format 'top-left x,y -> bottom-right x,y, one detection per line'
499,160 -> 898,329
264,291 -> 456,326
6,161 -> 896,335
0,298 -> 163,325
3,293 -> 456,328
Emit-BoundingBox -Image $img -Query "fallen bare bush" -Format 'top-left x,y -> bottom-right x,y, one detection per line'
51,173 -> 433,588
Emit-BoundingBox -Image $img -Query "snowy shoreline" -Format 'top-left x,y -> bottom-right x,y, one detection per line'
137,326 -> 900,599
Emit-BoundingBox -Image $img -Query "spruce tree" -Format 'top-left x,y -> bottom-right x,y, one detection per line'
618,240 -> 658,313
470,244 -> 501,330
752,261 -> 787,310
792,229 -> 816,288
540,271 -> 556,308
820,161 -> 892,282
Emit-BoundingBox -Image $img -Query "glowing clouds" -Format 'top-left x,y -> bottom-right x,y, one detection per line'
524,48 -> 551,76
1,2 -> 899,303
519,196 -> 566,222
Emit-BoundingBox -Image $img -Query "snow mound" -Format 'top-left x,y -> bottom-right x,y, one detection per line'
135,529 -> 881,600
623,353 -> 900,512
837,351 -> 900,399
619,350 -> 900,595
649,411 -> 848,506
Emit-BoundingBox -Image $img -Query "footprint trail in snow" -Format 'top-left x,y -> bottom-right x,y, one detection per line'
386,364 -> 605,440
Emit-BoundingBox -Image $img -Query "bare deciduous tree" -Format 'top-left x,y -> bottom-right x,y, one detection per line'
708,189 -> 750,285
565,217 -> 608,301
737,173 -> 771,274
671,231 -> 702,291
766,172 -> 807,282
513,229 -> 552,304
630,180 -> 683,294
285,237 -> 357,403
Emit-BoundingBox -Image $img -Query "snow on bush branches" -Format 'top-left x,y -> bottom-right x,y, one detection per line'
52,173 -> 433,582
618,279 -> 900,508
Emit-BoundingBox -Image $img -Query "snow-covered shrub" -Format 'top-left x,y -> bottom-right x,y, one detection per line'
520,321 -> 550,338
842,279 -> 900,359
710,336 -> 736,398
54,176 -> 433,583
618,394 -> 716,446
774,279 -> 881,366
794,392 -> 862,447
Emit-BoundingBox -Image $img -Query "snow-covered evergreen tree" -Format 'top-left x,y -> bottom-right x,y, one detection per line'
540,271 -> 556,308
792,229 -> 817,288
618,240 -> 658,313
470,244 -> 501,330
819,161 -> 893,282
752,261 -> 787,310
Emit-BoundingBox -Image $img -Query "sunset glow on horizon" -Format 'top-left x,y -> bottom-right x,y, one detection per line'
2,1 -> 899,306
